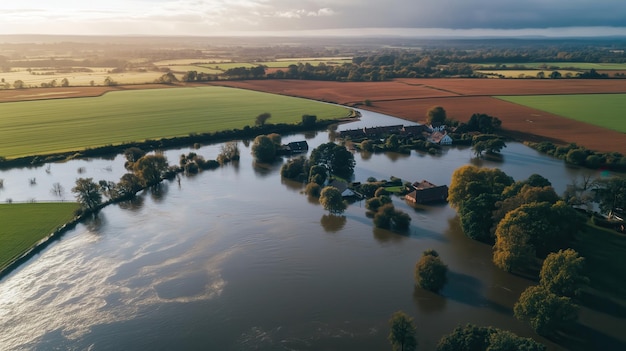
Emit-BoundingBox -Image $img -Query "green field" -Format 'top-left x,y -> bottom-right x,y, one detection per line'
572,223 -> 626,300
476,62 -> 626,70
0,203 -> 78,272
496,94 -> 626,133
165,65 -> 223,74
0,86 -> 351,159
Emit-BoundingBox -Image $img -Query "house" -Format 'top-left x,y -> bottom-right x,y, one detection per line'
328,179 -> 357,198
405,180 -> 449,204
401,125 -> 430,137
429,131 -> 453,145
286,141 -> 309,153
430,122 -> 446,132
339,129 -> 366,139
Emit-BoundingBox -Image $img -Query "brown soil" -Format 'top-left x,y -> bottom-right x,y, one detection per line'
210,79 -> 626,154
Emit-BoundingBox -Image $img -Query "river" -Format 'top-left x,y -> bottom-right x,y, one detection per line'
0,110 -> 621,350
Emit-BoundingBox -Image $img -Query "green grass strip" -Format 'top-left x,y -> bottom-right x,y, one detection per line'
572,222 -> 626,299
0,202 -> 78,272
496,94 -> 626,133
0,86 -> 352,159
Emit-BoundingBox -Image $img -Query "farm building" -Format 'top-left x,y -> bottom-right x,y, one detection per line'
429,131 -> 453,145
286,141 -> 309,153
405,180 -> 449,204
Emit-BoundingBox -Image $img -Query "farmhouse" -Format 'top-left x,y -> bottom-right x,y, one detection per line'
405,180 -> 449,204
286,141 -> 309,153
429,131 -> 453,145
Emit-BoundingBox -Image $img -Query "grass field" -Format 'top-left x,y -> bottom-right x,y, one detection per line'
476,62 -> 626,70
496,94 -> 626,133
0,203 -> 78,272
165,65 -> 223,74
1,69 -> 165,88
0,86 -> 352,158
572,223 -> 626,300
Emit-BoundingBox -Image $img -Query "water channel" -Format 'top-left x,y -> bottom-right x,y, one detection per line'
0,109 -> 622,350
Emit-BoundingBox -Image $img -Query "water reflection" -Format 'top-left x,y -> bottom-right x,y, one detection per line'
149,182 -> 169,202
320,214 -> 347,233
413,286 -> 447,314
116,196 -> 145,212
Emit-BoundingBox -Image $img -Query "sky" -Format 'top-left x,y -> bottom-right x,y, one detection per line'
1,0 -> 625,37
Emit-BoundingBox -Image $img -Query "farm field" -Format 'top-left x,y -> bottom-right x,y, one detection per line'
0,69 -> 166,88
212,79 -> 626,153
0,202 -> 78,272
496,94 -> 626,133
0,86 -> 351,159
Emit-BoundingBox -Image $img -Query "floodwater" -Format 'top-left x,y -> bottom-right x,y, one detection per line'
0,110 -> 622,350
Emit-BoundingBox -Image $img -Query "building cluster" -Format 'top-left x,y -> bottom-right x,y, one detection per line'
338,123 -> 453,145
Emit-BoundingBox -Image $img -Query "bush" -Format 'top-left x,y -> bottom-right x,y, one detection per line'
415,249 -> 448,293
305,182 -> 321,197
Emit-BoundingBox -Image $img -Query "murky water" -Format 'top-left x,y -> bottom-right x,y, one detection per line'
0,110 -> 621,350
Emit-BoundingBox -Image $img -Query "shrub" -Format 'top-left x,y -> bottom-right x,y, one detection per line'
415,249 -> 448,293
305,182 -> 321,197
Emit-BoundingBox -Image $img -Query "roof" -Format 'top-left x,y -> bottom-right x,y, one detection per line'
406,180 -> 449,204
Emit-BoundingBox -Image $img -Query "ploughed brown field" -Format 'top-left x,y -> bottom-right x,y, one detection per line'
2,79 -> 625,153
210,79 -> 626,153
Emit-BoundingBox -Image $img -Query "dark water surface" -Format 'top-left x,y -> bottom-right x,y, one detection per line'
0,110 -> 622,350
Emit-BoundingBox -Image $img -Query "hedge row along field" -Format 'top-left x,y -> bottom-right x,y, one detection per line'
496,94 -> 626,133
0,86 -> 352,159
0,203 -> 78,272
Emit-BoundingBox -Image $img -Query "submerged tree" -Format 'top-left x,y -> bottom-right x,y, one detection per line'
415,249 -> 448,293
319,186 -> 347,214
514,285 -> 578,336
133,154 -> 169,186
251,135 -> 277,163
388,311 -> 417,351
539,249 -> 588,298
72,177 -> 102,212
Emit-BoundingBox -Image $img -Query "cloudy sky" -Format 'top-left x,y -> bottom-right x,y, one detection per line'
0,0 -> 625,37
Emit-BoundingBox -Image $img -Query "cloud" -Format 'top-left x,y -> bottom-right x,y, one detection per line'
0,0 -> 624,36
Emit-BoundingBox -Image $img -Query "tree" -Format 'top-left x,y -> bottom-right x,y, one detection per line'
13,80 -> 24,89
251,135 -> 276,163
472,135 -> 506,157
436,324 -> 545,351
280,156 -> 309,180
50,182 -> 64,198
133,154 -> 168,186
305,182 -> 321,197
60,78 -> 69,87
319,186 -> 347,214
514,285 -> 578,335
301,114 -> 317,127
255,112 -> 272,126
415,249 -> 448,293
182,70 -> 198,82
487,329 -> 546,351
388,311 -> 417,351
123,147 -> 146,169
426,106 -> 447,125
116,173 -> 143,198
308,164 -> 327,185
540,249 -> 588,298
386,134 -> 400,151
448,165 -> 513,210
72,177 -> 102,211
309,142 -> 355,178
465,113 -> 502,134
104,76 -> 117,86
